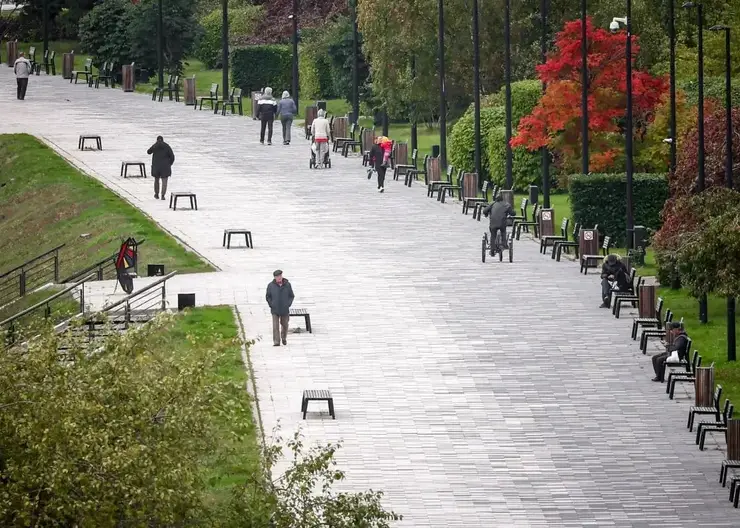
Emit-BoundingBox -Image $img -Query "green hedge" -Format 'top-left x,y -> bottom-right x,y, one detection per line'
231,45 -> 292,94
569,173 -> 669,246
483,80 -> 542,127
449,106 -> 505,177
194,6 -> 261,69
487,126 -> 545,191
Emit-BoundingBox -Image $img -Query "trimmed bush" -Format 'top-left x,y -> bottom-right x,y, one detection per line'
231,45 -> 292,94
487,127 -> 545,191
78,0 -> 134,68
483,79 -> 542,127
569,173 -> 669,246
449,106 -> 505,177
194,5 -> 261,69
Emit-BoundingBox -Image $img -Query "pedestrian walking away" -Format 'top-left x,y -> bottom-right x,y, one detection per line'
146,136 -> 175,200
265,269 -> 295,346
310,109 -> 332,169
13,52 -> 32,100
257,87 -> 278,145
483,195 -> 514,251
368,136 -> 393,192
277,91 -> 297,145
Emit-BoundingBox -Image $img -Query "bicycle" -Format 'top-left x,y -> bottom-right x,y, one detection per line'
481,230 -> 513,263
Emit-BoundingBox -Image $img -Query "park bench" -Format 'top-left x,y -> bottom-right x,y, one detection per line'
394,148 -> 417,181
639,311 -> 679,354
697,400 -> 733,451
89,61 -> 108,88
540,217 -> 569,254
222,229 -> 253,249
428,165 -> 455,198
688,384 -> 722,432
36,49 -> 48,75
511,198 -> 535,237
666,350 -> 701,399
423,158 -> 443,196
439,169 -> 465,203
169,192 -> 198,211
152,74 -> 180,102
78,134 -> 102,151
515,203 -> 540,239
120,161 -> 146,178
95,62 -> 114,88
630,296 -> 664,340
27,46 -> 36,72
334,122 -> 357,153
612,274 -> 642,318
331,116 -> 349,144
472,183 -> 496,220
463,179 -> 488,215
551,222 -> 581,261
290,308 -> 312,333
721,418 -> 740,487
215,87 -> 243,115
405,154 -> 429,186
196,83 -> 219,110
304,106 -> 318,139
301,389 -> 335,419
43,50 -> 56,75
70,58 -> 92,84
579,235 -> 612,274
341,125 -> 363,156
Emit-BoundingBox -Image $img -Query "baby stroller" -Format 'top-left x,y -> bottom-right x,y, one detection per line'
309,140 -> 331,169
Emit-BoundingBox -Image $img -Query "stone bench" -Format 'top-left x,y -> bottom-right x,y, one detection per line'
120,161 -> 147,178
169,192 -> 198,211
223,229 -> 252,249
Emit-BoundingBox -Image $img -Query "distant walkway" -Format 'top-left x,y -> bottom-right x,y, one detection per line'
1,69 -> 735,526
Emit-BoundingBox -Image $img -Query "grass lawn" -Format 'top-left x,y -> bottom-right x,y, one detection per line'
0,286 -> 80,327
0,134 -> 212,279
164,306 -> 261,504
658,290 -> 740,408
135,58 -> 225,99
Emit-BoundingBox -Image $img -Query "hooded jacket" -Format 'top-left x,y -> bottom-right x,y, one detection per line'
311,115 -> 331,142
266,279 -> 295,316
147,140 -> 175,178
483,200 -> 514,229
600,256 -> 629,290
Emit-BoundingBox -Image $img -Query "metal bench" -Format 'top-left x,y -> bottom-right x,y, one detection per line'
667,350 -> 701,399
290,308 -> 312,333
540,217 -> 569,254
461,177 -> 487,213
223,229 -> 252,249
78,135 -> 102,151
301,389 -> 335,419
71,58 -> 92,84
196,83 -> 219,110
688,384 -> 722,432
580,235 -> 612,274
612,274 -> 642,318
552,223 -> 581,261
169,192 -> 198,211
439,168 -> 465,203
631,297 -> 664,340
120,161 -> 147,178
428,164 -> 453,198
214,87 -> 243,115
697,400 -> 733,451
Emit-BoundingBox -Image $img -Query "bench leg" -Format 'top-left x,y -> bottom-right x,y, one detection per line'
169,195 -> 174,209
227,234 -> 231,249
222,232 -> 227,247
305,315 -> 312,333
301,396 -> 308,419
328,398 -> 335,419
172,197 -> 177,211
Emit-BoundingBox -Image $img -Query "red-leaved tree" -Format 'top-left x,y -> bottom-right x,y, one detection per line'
511,17 -> 667,173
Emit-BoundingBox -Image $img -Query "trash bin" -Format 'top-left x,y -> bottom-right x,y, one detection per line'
528,185 -> 539,205
6,41 -> 18,67
62,52 -> 74,79
632,225 -> 647,250
538,208 -> 554,237
317,100 -> 327,111
122,63 -> 135,92
184,76 -> 196,105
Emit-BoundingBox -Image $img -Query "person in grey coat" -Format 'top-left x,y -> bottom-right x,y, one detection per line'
483,194 -> 514,250
146,136 -> 175,200
277,91 -> 298,145
13,52 -> 32,100
265,269 -> 295,346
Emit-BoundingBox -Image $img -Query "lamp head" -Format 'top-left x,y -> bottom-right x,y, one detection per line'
662,138 -> 674,144
709,25 -> 730,32
288,14 -> 294,19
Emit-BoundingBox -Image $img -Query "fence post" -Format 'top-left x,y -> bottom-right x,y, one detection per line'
19,270 -> 26,297
54,251 -> 60,283
161,281 -> 167,311
97,264 -> 103,281
79,282 -> 85,314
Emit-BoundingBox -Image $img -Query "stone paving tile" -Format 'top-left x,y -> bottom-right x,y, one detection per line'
1,70 -> 736,526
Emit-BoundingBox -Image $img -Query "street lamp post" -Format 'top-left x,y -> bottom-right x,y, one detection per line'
668,0 -> 677,174
42,0 -> 49,55
581,0 -> 589,174
683,1 -> 707,324
610,4 -> 633,250
541,0 -> 550,208
472,0 -> 482,178
291,0 -> 299,110
438,0 -> 447,168
709,24 -> 735,361
157,0 -> 164,91
504,0 -> 513,188
351,0 -> 359,125
221,0 -> 229,102
411,57 -> 418,153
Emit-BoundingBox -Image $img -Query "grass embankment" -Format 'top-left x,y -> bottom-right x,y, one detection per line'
166,306 -> 261,504
0,134 -> 213,279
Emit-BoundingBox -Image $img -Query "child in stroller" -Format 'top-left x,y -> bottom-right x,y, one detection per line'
309,141 -> 331,168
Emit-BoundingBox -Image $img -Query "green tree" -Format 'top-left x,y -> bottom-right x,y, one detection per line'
78,0 -> 134,68
194,2 -> 262,69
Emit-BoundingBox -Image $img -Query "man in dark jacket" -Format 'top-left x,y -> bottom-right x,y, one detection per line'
257,87 -> 278,145
265,269 -> 295,346
146,136 -> 175,200
652,322 -> 689,382
482,194 -> 514,250
599,254 -> 630,308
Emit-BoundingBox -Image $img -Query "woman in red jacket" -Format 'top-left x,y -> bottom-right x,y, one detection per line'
368,136 -> 393,193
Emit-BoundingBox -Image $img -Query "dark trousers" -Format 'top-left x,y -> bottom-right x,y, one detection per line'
281,117 -> 293,143
652,351 -> 670,381
272,314 -> 289,345
260,119 -> 274,143
16,78 -> 28,100
601,278 -> 613,304
377,166 -> 386,188
490,226 -> 508,250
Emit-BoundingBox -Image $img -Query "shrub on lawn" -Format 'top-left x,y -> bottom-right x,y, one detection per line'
231,45 -> 292,94
78,0 -> 135,68
449,106 -> 505,177
487,126 -> 545,191
482,79 -> 542,127
569,173 -> 669,246
194,4 -> 262,69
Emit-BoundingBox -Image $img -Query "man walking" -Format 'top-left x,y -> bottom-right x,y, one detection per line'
257,87 -> 278,145
146,136 -> 175,200
13,52 -> 32,100
266,269 -> 295,346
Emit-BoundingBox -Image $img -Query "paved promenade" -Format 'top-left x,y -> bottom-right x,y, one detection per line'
1,69 -> 735,526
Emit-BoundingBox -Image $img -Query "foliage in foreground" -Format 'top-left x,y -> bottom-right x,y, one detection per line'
0,311 -> 400,527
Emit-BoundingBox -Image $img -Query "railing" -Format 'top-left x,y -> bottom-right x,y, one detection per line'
1,273 -> 96,346
0,245 -> 65,306
60,241 -> 145,284
97,271 -> 177,329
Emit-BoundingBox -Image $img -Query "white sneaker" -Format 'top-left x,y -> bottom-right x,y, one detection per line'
379,187 -> 384,193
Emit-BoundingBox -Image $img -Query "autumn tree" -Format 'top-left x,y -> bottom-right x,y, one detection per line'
510,17 -> 667,173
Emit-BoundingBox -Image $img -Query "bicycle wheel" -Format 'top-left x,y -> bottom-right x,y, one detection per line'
481,234 -> 487,263
495,231 -> 503,262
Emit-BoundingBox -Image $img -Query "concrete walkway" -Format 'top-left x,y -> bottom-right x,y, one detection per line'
1,68 -> 735,526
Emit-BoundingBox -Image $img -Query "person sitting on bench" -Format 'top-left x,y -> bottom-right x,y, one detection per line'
483,194 -> 514,250
599,254 -> 629,308
651,322 -> 689,382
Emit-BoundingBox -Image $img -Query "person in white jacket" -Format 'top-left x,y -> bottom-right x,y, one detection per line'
13,52 -> 32,100
310,109 -> 332,168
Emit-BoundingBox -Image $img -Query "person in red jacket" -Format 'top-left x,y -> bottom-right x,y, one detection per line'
368,136 -> 393,193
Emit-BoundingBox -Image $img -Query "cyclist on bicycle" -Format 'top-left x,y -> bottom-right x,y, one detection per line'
483,194 -> 514,250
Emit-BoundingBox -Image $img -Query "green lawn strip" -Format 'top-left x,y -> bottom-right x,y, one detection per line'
0,134 -> 212,278
135,59 -> 225,100
657,290 -> 740,408
164,306 -> 262,505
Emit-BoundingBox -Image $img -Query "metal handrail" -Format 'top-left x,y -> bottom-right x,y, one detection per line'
0,244 -> 64,279
60,240 -> 146,284
100,271 -> 177,314
0,273 -> 96,328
